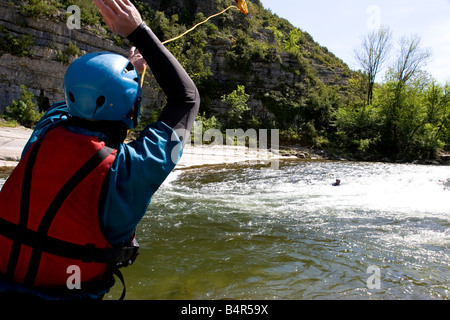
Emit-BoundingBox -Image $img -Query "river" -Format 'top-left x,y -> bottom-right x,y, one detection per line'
1,160 -> 449,300
110,160 -> 449,300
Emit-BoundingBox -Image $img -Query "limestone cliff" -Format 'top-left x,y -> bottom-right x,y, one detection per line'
0,0 -> 163,115
0,0 -> 352,126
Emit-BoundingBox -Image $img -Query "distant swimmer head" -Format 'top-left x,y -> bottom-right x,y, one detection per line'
332,179 -> 341,186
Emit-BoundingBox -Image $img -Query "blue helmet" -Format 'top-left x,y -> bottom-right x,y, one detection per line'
63,52 -> 142,129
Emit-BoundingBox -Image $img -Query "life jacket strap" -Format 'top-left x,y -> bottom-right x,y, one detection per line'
0,216 -> 139,265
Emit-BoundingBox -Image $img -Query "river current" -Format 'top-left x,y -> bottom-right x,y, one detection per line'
113,160 -> 449,300
1,160 -> 449,299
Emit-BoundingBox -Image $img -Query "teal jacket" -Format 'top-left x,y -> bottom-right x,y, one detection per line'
22,101 -> 183,247
0,22 -> 199,299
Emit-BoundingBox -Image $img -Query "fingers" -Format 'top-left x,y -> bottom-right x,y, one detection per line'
94,0 -> 142,36
129,47 -> 143,60
93,0 -> 115,19
104,0 -> 127,16
93,0 -> 117,28
116,0 -> 131,12
94,0 -> 126,20
129,46 -> 136,57
93,0 -> 108,11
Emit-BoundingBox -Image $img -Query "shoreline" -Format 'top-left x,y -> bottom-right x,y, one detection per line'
175,143 -> 297,170
0,126 -> 32,168
1,126 -> 449,170
0,126 -> 297,170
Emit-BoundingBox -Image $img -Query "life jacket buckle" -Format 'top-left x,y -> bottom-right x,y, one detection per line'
116,246 -> 139,268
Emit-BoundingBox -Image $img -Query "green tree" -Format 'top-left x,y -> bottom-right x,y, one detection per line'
333,99 -> 383,156
354,26 -> 392,105
394,35 -> 432,85
2,85 -> 43,128
424,81 -> 450,152
379,35 -> 432,157
222,85 -> 250,128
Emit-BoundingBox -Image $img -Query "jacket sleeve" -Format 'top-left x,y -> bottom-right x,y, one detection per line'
100,23 -> 200,246
127,22 -> 200,147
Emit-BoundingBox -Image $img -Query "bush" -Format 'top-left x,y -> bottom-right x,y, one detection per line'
56,41 -> 81,64
19,0 -> 62,18
332,104 -> 382,155
192,112 -> 223,144
2,85 -> 43,128
0,26 -> 34,57
221,85 -> 250,128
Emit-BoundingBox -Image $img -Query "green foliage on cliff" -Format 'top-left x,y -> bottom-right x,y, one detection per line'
6,0 -> 449,160
0,25 -> 33,57
17,0 -> 103,25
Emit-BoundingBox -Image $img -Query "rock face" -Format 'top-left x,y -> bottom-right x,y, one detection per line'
0,0 -> 351,121
0,0 -> 162,115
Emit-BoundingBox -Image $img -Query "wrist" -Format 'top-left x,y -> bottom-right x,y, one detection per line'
126,22 -> 148,42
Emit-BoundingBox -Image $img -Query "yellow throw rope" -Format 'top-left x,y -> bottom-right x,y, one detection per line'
141,2 -> 248,87
140,64 -> 146,88
162,5 -> 238,45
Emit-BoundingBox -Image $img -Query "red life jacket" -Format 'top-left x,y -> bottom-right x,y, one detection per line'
0,126 -> 138,292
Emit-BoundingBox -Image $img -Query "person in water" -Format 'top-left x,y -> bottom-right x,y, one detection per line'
0,0 -> 199,300
332,179 -> 341,186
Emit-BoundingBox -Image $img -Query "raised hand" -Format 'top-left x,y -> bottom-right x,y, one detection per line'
93,0 -> 143,37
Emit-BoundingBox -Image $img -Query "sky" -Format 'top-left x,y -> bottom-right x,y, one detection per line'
258,0 -> 450,84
